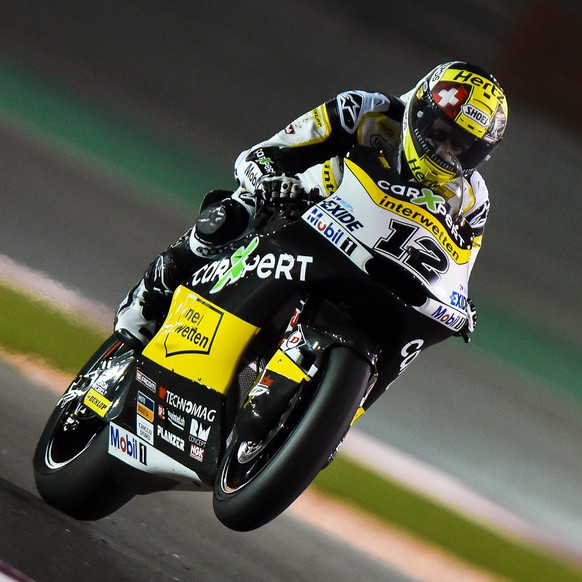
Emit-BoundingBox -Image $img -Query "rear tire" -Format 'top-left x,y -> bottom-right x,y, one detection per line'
213,346 -> 371,531
33,336 -> 135,520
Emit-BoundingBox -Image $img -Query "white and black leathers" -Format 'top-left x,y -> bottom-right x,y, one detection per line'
115,89 -> 490,348
235,90 -> 489,270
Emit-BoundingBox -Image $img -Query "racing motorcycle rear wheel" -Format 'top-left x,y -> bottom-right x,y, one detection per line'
33,335 -> 135,520
213,345 -> 371,531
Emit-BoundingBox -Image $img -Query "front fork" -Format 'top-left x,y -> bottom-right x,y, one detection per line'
234,306 -> 378,442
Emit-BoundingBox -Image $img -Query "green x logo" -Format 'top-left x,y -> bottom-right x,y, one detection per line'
411,188 -> 445,212
210,237 -> 259,294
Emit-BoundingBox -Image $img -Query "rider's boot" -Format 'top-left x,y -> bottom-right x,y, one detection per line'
114,280 -> 166,350
114,248 -> 201,350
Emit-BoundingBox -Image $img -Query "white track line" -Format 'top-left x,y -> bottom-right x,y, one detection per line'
0,253 -> 112,331
341,431 -> 582,561
0,561 -> 33,582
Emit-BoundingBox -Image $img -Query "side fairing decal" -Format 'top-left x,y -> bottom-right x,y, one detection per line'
142,287 -> 259,394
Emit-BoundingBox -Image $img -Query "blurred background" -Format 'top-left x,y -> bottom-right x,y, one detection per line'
0,0 -> 581,578
0,0 -> 580,342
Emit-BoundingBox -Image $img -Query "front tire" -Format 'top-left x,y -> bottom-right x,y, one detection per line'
213,346 -> 371,531
33,336 -> 135,520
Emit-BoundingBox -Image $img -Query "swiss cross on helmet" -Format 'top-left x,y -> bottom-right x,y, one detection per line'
402,61 -> 508,186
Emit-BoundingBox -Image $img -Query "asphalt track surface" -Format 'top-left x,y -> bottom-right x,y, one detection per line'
0,360 -> 413,582
0,1 -> 582,579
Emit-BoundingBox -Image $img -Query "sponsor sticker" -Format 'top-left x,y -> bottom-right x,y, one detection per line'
319,197 -> 364,232
280,328 -> 306,353
83,388 -> 112,417
461,104 -> 491,127
191,237 -> 313,293
142,288 -> 259,394
136,369 -> 156,393
108,423 -> 203,483
189,418 -> 211,445
156,425 -> 185,451
450,289 -> 468,310
430,304 -> 465,331
190,443 -> 205,462
137,391 -> 155,422
136,416 -> 154,444
304,207 -> 360,259
413,297 -> 466,331
167,410 -> 186,431
159,387 -> 217,422
399,339 -> 424,373
188,418 -> 211,462
160,293 -> 223,357
109,425 -> 147,465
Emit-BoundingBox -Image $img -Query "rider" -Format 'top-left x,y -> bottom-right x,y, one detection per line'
114,61 -> 508,349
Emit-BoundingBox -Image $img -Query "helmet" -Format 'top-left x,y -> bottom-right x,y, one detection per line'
401,61 -> 508,186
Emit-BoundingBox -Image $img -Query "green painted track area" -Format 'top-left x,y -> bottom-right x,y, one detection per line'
0,57 -> 226,206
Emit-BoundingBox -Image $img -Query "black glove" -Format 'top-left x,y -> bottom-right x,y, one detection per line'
256,174 -> 308,204
456,297 -> 477,343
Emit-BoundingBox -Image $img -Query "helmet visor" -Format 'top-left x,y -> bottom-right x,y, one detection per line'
413,98 -> 494,171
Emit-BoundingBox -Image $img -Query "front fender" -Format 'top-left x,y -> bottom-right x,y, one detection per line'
278,323 -> 378,381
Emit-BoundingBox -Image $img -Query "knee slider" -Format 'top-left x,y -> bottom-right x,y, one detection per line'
195,199 -> 250,246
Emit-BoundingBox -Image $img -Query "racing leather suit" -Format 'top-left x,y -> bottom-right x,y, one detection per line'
114,90 -> 490,348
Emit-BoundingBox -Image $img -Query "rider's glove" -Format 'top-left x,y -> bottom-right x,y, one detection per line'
256,174 -> 307,204
456,297 -> 477,343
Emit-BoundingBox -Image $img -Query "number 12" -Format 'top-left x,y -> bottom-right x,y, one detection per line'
375,219 -> 449,284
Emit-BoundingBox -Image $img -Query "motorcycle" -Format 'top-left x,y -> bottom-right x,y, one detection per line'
33,146 -> 473,532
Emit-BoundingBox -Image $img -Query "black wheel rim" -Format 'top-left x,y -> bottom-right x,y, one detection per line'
44,397 -> 105,470
219,381 -> 313,494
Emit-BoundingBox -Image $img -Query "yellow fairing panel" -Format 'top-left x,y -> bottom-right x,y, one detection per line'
265,349 -> 311,383
350,406 -> 365,426
143,286 -> 259,394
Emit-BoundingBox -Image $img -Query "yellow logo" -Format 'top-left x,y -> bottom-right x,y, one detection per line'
312,106 -> 324,128
83,388 -> 112,417
137,392 -> 155,422
143,288 -> 259,393
321,160 -> 338,195
162,293 -> 223,357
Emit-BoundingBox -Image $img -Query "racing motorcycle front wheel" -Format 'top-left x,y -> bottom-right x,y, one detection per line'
213,345 -> 371,531
33,335 -> 135,520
